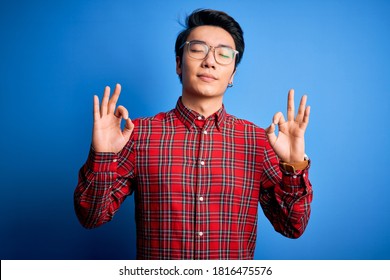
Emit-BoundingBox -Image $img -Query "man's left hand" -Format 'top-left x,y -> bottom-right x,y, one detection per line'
265,89 -> 311,163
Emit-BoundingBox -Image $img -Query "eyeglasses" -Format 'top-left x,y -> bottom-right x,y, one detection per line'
180,40 -> 239,65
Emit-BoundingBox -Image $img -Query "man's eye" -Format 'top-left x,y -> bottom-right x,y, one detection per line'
218,51 -> 232,59
219,53 -> 230,59
190,49 -> 204,53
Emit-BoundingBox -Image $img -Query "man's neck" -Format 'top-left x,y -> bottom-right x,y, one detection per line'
181,94 -> 223,118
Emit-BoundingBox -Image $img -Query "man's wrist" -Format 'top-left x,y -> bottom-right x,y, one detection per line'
279,154 -> 310,174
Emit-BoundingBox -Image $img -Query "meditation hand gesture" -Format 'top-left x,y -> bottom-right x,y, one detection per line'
266,89 -> 310,163
92,84 -> 134,153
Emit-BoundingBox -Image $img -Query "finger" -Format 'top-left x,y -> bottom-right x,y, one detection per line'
301,105 -> 311,128
93,95 -> 100,121
296,95 -> 307,123
273,112 -> 286,126
287,89 -> 295,121
108,83 -> 122,114
115,105 -> 129,120
101,86 -> 111,116
123,118 -> 135,140
265,123 -> 277,146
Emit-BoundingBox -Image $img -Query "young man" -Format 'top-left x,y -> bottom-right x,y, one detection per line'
74,9 -> 313,260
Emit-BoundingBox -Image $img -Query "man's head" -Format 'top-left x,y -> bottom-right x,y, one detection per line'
175,9 -> 245,100
175,9 -> 245,83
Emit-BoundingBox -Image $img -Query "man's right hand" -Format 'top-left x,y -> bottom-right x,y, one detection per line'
92,84 -> 134,153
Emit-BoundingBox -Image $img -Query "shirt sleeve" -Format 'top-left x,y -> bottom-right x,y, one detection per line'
259,141 -> 313,239
74,140 -> 136,229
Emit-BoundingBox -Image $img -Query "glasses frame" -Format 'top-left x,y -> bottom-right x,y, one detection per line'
180,40 -> 239,65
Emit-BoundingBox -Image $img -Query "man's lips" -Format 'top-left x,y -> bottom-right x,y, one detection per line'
197,73 -> 217,82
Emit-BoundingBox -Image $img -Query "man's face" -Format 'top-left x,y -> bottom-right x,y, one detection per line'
176,25 -> 236,99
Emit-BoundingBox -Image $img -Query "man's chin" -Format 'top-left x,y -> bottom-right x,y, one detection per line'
196,86 -> 225,97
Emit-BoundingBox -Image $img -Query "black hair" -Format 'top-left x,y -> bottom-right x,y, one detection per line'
175,9 -> 245,77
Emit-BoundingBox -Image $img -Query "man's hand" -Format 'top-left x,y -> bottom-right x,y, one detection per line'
265,89 -> 310,163
92,84 -> 134,153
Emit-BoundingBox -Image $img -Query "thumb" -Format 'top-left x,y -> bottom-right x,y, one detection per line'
265,123 -> 277,146
123,118 -> 134,140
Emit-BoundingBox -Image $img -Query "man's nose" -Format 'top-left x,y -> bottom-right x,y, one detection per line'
201,48 -> 217,68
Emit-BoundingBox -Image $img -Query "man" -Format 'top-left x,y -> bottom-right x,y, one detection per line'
74,9 -> 313,260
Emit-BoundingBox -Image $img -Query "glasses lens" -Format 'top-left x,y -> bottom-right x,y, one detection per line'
186,41 -> 237,65
188,42 -> 207,60
215,47 -> 235,65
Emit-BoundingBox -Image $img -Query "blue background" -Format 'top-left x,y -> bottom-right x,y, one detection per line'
1,0 -> 389,260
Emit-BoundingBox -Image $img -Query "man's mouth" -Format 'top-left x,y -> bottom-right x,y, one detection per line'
197,73 -> 217,82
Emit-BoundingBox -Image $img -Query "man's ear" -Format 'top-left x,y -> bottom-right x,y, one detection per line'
229,68 -> 236,85
176,56 -> 182,76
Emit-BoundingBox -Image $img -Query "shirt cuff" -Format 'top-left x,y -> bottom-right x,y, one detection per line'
280,160 -> 311,193
86,146 -> 119,173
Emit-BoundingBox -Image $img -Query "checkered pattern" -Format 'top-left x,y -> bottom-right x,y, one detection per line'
74,97 -> 313,259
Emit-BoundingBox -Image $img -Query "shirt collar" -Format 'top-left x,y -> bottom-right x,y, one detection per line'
174,97 -> 227,131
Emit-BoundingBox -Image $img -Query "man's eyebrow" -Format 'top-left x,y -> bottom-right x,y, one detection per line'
218,43 -> 234,49
190,39 -> 234,49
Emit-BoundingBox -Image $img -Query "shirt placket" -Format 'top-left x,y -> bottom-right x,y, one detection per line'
194,115 -> 212,259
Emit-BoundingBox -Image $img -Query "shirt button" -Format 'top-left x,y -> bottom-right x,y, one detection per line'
203,130 -> 208,135
293,175 -> 297,178
199,196 -> 204,201
303,173 -> 306,177
113,159 -> 117,162
197,116 -> 203,120
200,160 -> 205,166
198,232 -> 203,237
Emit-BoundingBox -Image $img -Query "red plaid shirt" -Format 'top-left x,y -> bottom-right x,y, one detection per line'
74,97 -> 313,259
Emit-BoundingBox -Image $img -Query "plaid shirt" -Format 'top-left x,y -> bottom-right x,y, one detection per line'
74,97 -> 313,260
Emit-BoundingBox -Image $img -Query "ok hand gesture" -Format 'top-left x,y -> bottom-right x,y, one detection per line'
92,84 -> 134,153
266,89 -> 310,163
